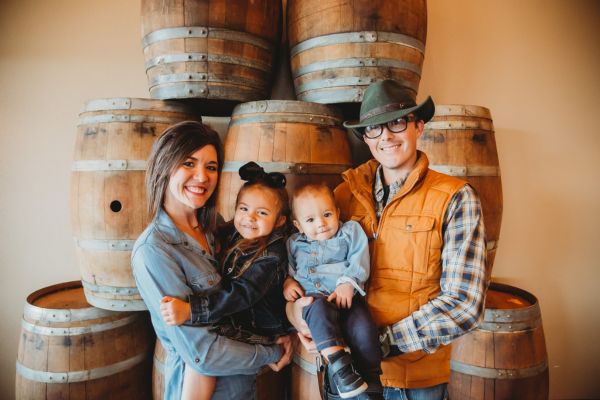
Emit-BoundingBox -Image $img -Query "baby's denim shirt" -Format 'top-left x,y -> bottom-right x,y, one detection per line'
287,220 -> 370,296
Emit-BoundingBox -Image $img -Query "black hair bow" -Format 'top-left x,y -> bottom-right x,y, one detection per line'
239,161 -> 286,188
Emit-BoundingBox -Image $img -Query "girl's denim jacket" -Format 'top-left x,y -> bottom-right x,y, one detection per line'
187,226 -> 290,337
131,209 -> 281,399
287,220 -> 370,296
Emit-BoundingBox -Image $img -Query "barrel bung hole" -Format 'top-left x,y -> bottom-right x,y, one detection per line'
110,200 -> 122,213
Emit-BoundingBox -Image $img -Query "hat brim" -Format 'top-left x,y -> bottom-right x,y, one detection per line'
343,96 -> 435,130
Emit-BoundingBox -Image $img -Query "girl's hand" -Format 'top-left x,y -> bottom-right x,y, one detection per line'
160,296 -> 191,326
327,283 -> 354,309
283,277 -> 304,301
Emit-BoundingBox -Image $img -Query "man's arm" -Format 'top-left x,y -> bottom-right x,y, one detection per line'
384,185 -> 488,354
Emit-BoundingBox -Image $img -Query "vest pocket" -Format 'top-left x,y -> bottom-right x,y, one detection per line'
375,215 -> 435,275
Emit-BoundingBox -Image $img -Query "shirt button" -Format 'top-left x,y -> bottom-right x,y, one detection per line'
208,280 -> 214,285
309,268 -> 315,274
405,225 -> 412,231
194,358 -> 200,363
315,282 -> 321,288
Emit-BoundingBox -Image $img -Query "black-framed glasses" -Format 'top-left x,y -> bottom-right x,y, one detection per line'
362,115 -> 416,139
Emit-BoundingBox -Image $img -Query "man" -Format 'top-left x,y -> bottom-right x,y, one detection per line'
287,79 -> 488,399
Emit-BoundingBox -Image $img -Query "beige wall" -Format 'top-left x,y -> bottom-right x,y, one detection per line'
1,0 -> 598,398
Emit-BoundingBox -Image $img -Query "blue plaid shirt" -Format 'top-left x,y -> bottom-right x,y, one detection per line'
373,165 -> 488,354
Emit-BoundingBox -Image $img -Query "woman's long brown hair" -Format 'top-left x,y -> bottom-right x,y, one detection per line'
145,121 -> 224,234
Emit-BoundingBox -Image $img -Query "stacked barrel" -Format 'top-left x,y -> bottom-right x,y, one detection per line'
419,105 -> 503,276
287,0 -> 427,105
16,1 -> 548,399
15,281 -> 154,398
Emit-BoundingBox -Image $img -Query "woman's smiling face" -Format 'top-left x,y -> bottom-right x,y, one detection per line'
164,145 -> 219,214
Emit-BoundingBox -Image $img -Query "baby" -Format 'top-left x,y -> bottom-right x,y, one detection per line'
284,183 -> 383,399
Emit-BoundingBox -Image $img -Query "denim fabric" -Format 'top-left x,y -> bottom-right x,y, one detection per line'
212,373 -> 256,400
287,220 -> 370,296
188,228 -> 289,337
325,383 -> 447,400
302,295 -> 346,351
303,295 -> 382,389
132,208 -> 282,400
383,383 -> 448,400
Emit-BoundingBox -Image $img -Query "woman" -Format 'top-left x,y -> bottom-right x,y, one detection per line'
131,121 -> 292,399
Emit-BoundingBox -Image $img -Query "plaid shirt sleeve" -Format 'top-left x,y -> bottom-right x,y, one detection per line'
389,185 -> 488,353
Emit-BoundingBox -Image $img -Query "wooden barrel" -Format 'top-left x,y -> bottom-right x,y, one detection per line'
152,338 -> 287,399
290,336 -> 322,400
420,105 -> 502,273
15,281 -> 155,399
217,100 -> 352,221
71,98 -> 201,310
141,0 -> 281,105
449,282 -> 549,399
287,0 -> 427,105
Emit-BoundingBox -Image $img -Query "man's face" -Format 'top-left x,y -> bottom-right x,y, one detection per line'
364,116 -> 424,183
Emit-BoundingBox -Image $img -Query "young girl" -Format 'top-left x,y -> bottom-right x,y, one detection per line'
284,183 -> 383,399
160,161 -> 291,400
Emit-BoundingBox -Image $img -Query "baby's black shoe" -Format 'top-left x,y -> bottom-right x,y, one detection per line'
326,350 -> 368,399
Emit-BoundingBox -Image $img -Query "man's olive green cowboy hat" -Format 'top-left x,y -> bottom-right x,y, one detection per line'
343,79 -> 435,138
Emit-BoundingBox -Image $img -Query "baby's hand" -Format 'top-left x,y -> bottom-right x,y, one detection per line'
283,277 -> 304,301
160,296 -> 191,326
327,283 -> 354,308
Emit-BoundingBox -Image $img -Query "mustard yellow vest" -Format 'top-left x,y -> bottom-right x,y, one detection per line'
335,152 -> 466,388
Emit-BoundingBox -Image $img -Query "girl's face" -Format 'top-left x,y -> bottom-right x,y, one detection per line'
164,145 -> 218,214
233,185 -> 285,240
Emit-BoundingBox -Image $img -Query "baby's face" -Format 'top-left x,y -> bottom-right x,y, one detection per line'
292,191 -> 340,241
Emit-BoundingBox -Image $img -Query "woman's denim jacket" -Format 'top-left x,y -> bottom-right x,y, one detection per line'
131,209 -> 281,400
187,226 -> 290,337
287,220 -> 370,296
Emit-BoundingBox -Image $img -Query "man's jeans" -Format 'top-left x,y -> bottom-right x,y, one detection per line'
324,383 -> 448,400
383,383 -> 448,400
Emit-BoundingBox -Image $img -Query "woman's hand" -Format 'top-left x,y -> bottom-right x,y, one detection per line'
268,335 -> 293,371
285,297 -> 317,353
283,277 -> 304,301
327,283 -> 354,308
160,296 -> 191,326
